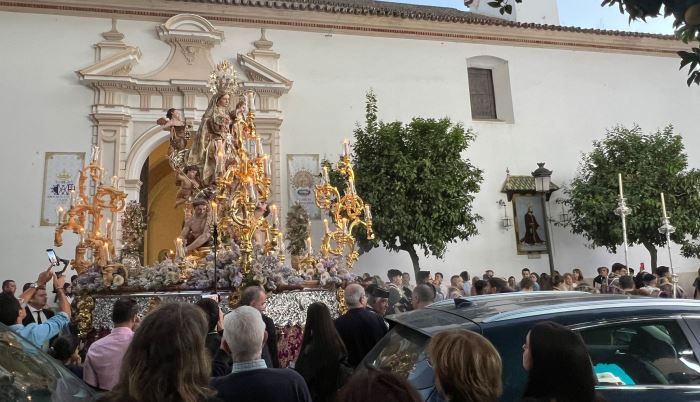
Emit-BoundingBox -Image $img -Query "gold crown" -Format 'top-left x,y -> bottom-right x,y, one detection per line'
208,60 -> 240,97
56,169 -> 72,181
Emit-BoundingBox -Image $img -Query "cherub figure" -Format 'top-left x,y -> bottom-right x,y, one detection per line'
157,108 -> 189,153
175,166 -> 201,208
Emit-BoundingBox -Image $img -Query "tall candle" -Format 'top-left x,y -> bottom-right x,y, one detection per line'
104,243 -> 111,264
175,238 -> 184,258
111,175 -> 118,188
263,155 -> 271,176
661,192 -> 668,219
256,138 -> 264,157
270,204 -> 278,227
322,166 -> 330,184
106,219 -> 113,238
342,218 -> 349,235
70,190 -> 76,207
56,206 -> 65,225
323,218 -> 330,234
247,179 -> 257,202
211,201 -> 218,219
91,145 -> 100,163
343,139 -> 350,157
364,204 -> 372,220
79,228 -> 86,243
248,91 -> 256,112
279,233 -> 286,253
348,177 -> 356,194
618,173 -> 624,198
306,237 -> 313,255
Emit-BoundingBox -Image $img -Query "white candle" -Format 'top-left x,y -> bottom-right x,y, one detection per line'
306,237 -> 313,255
322,166 -> 330,184
79,228 -> 86,243
343,139 -> 350,158
270,204 -> 278,227
278,233 -> 286,253
69,190 -> 76,207
661,192 -> 668,219
248,91 -> 256,112
348,177 -> 356,194
175,238 -> 184,258
342,218 -> 349,235
256,138 -> 264,157
263,156 -> 271,176
618,173 -> 624,198
211,201 -> 218,219
106,219 -> 113,238
323,218 -> 330,234
104,243 -> 111,264
111,175 -> 118,188
56,206 -> 64,225
91,145 -> 100,164
248,179 -> 257,202
364,204 -> 372,220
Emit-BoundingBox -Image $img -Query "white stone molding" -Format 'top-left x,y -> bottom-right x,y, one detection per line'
77,15 -> 293,225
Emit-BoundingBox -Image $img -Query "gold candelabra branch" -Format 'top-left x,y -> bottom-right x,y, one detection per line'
314,143 -> 374,270
54,145 -> 127,274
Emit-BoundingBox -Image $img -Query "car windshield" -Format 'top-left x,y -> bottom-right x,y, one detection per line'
0,324 -> 96,402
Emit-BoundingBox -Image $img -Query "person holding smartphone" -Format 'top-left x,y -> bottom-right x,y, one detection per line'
0,266 -> 72,349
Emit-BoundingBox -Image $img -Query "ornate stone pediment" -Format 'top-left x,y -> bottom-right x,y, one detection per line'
238,53 -> 293,94
78,47 -> 142,77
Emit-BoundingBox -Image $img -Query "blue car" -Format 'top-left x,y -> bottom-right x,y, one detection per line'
361,292 -> 700,402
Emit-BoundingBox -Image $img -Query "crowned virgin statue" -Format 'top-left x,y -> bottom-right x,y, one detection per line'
187,60 -> 241,187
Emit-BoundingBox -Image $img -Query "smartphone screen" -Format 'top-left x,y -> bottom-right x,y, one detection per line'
47,249 -> 59,266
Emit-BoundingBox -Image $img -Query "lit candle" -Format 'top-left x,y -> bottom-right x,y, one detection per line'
247,179 -> 257,202
323,218 -> 330,234
96,231 -> 101,239
104,243 -> 111,264
618,173 -> 624,198
79,228 -> 86,243
175,238 -> 184,258
661,192 -> 668,219
69,190 -> 76,207
364,204 -> 372,220
306,237 -> 313,255
343,139 -> 350,158
270,204 -> 278,227
322,166 -> 330,184
106,219 -> 113,238
211,201 -> 218,219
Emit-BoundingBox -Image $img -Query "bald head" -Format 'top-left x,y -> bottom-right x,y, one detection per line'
345,283 -> 366,309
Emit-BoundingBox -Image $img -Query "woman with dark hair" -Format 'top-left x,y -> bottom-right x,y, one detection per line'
472,279 -> 487,295
48,335 -> 83,379
336,368 -> 421,402
572,268 -> 584,286
100,303 -> 220,402
295,302 -> 351,402
521,321 -> 601,402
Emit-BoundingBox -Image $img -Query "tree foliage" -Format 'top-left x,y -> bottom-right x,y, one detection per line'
352,90 -> 484,274
481,0 -> 700,85
563,125 -> 700,269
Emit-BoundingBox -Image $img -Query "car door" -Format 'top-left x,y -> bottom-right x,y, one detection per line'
572,317 -> 700,402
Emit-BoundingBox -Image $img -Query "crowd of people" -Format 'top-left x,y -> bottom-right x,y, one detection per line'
1,262 -> 695,401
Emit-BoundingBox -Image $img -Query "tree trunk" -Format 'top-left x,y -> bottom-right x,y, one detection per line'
400,242 -> 421,276
643,242 -> 658,272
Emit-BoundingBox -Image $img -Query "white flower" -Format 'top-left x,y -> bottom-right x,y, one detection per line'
112,274 -> 125,287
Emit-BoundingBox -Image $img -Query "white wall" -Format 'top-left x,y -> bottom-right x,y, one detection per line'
1,10 -> 699,292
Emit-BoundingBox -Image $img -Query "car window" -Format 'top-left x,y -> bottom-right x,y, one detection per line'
578,320 -> 700,386
0,324 -> 96,401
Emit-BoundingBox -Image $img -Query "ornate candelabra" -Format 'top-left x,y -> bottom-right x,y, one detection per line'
214,87 -> 280,273
314,141 -> 374,270
614,173 -> 631,271
658,192 -> 678,299
54,145 -> 127,273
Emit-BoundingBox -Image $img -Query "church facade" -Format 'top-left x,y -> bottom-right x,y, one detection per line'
1,0 -> 699,287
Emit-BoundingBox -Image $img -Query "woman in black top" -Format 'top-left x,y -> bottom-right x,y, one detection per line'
295,302 -> 351,402
521,321 -> 603,402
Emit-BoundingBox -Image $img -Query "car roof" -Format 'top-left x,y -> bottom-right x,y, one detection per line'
387,292 -> 700,335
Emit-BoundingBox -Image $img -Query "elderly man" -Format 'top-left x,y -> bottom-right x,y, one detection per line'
411,284 -> 435,310
0,267 -> 70,349
335,283 -> 388,368
212,306 -> 311,402
238,286 -> 279,368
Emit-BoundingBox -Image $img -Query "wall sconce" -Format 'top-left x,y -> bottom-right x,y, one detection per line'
497,199 -> 512,230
